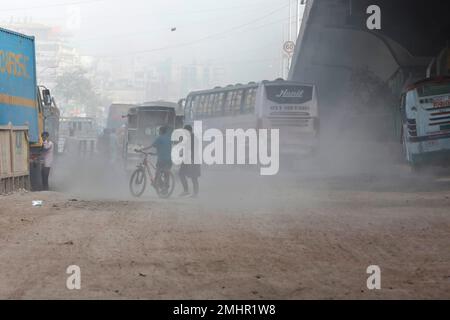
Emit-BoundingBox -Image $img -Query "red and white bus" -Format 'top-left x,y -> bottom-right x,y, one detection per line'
400,76 -> 450,168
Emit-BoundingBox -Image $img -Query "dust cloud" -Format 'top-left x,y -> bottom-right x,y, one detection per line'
49,65 -> 450,211
49,128 -> 450,213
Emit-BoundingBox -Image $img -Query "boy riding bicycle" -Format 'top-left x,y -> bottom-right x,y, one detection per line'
140,126 -> 172,195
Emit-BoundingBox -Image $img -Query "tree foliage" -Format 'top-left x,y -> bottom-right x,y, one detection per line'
54,69 -> 104,114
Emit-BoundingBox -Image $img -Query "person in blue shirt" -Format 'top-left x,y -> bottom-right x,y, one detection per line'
142,126 -> 172,194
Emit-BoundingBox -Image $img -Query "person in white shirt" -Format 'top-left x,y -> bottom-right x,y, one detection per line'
41,132 -> 54,191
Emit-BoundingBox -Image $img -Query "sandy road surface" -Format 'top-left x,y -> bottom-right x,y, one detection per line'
0,160 -> 449,299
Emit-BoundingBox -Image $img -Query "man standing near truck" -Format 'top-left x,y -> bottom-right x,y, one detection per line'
41,132 -> 54,191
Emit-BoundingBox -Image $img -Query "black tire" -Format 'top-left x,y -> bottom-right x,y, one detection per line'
129,167 -> 147,197
155,171 -> 176,199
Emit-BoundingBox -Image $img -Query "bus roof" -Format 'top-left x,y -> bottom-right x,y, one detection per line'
187,83 -> 258,97
128,105 -> 176,115
186,79 -> 315,97
139,101 -> 178,108
109,103 -> 136,107
107,104 -> 135,115
406,76 -> 450,92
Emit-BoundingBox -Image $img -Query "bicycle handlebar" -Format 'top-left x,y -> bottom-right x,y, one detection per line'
134,149 -> 157,156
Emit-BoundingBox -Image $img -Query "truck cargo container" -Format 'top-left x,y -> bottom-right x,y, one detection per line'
0,27 -> 58,190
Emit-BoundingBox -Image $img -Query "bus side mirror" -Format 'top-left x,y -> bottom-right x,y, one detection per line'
42,89 -> 52,106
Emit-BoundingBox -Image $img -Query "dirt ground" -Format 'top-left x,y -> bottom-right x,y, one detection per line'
0,155 -> 449,299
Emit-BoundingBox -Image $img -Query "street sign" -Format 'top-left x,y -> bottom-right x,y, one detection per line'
283,41 -> 296,55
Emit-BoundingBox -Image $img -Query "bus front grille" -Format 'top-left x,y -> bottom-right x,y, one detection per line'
428,107 -> 450,128
269,117 -> 311,127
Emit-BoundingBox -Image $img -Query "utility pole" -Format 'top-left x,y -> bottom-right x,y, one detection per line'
297,0 -> 301,37
288,0 -> 292,42
282,0 -> 304,79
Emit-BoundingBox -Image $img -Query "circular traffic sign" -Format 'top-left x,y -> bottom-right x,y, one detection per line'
283,41 -> 296,55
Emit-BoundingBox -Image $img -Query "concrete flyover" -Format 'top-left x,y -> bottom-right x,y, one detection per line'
289,0 -> 450,111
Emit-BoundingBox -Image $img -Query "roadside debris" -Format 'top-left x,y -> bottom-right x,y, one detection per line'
32,200 -> 43,207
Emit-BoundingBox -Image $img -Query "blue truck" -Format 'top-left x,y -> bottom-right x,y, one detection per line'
0,27 -> 59,190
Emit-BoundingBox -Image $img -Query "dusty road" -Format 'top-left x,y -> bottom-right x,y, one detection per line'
0,156 -> 449,299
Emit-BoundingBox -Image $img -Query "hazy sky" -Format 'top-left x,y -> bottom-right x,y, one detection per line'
1,0 -> 301,84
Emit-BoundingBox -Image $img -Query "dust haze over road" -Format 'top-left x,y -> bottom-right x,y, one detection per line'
1,0 -> 449,302
1,131 -> 450,299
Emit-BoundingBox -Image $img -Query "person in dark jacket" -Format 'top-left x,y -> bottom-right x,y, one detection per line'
179,125 -> 201,197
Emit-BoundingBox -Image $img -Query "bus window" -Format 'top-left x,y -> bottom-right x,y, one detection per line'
223,91 -> 234,116
200,95 -> 208,118
242,88 -> 256,114
185,97 -> 192,120
417,82 -> 450,97
192,95 -> 200,119
199,95 -> 207,119
196,95 -> 203,119
215,92 -> 225,116
208,94 -> 216,117
206,94 -> 214,117
232,90 -> 243,115
212,94 -> 219,117
203,95 -> 210,118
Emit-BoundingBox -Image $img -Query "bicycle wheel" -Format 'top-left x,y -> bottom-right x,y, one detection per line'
155,171 -> 175,198
129,167 -> 147,197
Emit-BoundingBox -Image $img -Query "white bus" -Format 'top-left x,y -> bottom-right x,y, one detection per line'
183,79 -> 319,159
400,76 -> 450,168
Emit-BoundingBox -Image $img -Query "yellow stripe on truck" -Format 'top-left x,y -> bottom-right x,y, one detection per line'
0,93 -> 36,108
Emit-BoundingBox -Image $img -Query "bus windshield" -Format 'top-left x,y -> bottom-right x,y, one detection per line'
417,81 -> 450,97
127,109 -> 175,145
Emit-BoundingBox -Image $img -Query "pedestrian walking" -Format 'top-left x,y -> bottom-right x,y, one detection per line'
179,125 -> 201,197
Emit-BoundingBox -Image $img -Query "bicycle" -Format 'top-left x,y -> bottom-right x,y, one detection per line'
129,149 -> 175,198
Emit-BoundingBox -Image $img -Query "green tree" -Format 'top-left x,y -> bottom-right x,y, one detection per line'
54,69 -> 105,115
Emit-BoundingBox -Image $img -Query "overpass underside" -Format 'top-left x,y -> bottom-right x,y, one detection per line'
289,0 -> 450,109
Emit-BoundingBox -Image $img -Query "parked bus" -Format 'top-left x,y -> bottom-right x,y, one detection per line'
183,79 -> 319,159
400,76 -> 450,169
123,101 -> 177,171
